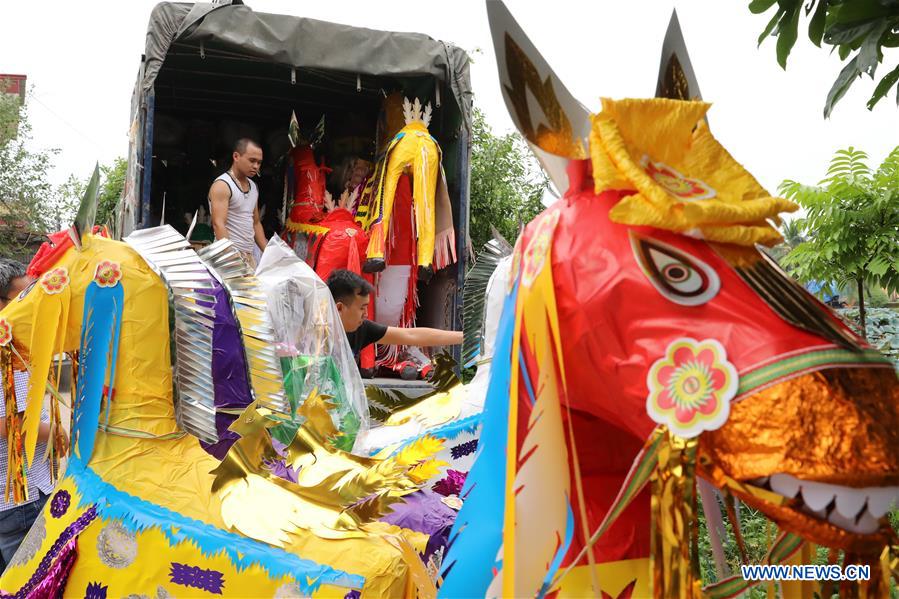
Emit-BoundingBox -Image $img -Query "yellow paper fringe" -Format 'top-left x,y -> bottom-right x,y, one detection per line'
385,535 -> 438,599
1,347 -> 28,504
43,354 -> 66,483
394,435 -> 443,468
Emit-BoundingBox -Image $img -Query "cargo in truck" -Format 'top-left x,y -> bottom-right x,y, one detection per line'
115,1 -> 472,390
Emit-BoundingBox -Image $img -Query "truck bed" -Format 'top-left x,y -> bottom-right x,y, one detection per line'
363,377 -> 434,398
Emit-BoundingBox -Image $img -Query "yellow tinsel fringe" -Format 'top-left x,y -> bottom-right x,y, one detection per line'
650,427 -> 702,599
1,346 -> 28,504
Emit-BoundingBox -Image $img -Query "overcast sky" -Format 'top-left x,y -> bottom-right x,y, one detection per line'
3,0 -> 898,196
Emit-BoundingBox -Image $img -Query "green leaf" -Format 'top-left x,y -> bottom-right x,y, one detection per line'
749,0 -> 778,13
869,256 -> 891,276
828,0 -> 895,26
868,63 -> 899,109
776,5 -> 802,68
826,21 -> 881,46
758,7 -> 786,46
808,0 -> 827,46
824,55 -> 861,117
857,22 -> 889,77
882,25 -> 899,48
838,44 -> 852,60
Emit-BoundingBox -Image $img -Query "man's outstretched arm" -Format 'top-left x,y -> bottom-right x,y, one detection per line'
380,326 -> 462,347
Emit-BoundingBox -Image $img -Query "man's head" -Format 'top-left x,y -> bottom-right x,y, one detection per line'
231,138 -> 263,179
0,259 -> 31,311
327,270 -> 373,333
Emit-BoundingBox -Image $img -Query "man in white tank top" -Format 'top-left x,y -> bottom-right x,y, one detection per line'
209,138 -> 267,269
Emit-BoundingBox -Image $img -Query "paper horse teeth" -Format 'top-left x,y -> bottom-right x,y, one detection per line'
828,507 -> 881,535
827,509 -> 858,533
853,509 -> 882,534
833,486 -> 868,520
765,474 -> 897,535
799,480 -> 836,512
769,473 -> 800,499
801,504 -> 827,520
866,487 -> 899,518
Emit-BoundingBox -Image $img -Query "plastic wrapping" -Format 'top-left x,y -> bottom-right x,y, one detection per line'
255,236 -> 369,452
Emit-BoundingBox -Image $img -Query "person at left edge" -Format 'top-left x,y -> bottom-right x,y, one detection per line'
0,259 -> 67,567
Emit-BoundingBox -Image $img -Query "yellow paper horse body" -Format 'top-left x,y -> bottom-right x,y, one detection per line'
0,231 -> 442,597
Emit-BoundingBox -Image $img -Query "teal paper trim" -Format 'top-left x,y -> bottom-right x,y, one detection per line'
65,457 -> 363,593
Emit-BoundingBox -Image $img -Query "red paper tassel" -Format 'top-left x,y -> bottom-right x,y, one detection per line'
402,234 -> 419,330
347,234 -> 361,274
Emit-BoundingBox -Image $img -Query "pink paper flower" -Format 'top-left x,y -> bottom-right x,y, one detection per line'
646,338 -> 738,438
643,157 -> 716,201
39,267 -> 69,295
93,261 -> 122,288
521,210 -> 560,288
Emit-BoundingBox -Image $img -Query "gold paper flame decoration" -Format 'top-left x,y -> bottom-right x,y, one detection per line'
503,33 -> 586,160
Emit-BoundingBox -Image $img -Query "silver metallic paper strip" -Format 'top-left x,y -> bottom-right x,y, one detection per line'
198,239 -> 290,415
124,225 -> 220,444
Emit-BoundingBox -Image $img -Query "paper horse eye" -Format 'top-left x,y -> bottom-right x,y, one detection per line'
630,232 -> 720,306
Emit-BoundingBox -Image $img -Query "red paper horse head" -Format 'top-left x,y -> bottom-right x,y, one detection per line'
441,4 -> 899,598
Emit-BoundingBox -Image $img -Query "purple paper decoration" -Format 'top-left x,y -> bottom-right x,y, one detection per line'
169,563 -> 225,595
265,439 -> 299,483
449,439 -> 478,460
10,505 -> 98,598
344,591 -> 361,599
432,470 -> 467,497
265,458 -> 299,484
50,490 -> 71,519
15,537 -> 77,599
84,581 -> 108,599
199,282 -> 254,459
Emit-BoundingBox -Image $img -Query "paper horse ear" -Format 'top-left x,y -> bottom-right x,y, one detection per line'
486,0 -> 591,196
655,10 -> 703,103
287,112 -> 325,149
69,163 -> 101,251
288,110 -> 300,148
186,210 -> 199,242
309,114 -> 325,149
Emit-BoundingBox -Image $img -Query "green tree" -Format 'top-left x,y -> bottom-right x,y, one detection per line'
750,0 -> 899,117
469,106 -> 547,252
0,88 -> 59,257
55,157 -> 126,232
765,218 -> 805,265
51,174 -> 84,231
779,146 -> 899,336
97,157 -> 126,227
780,218 -> 805,249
